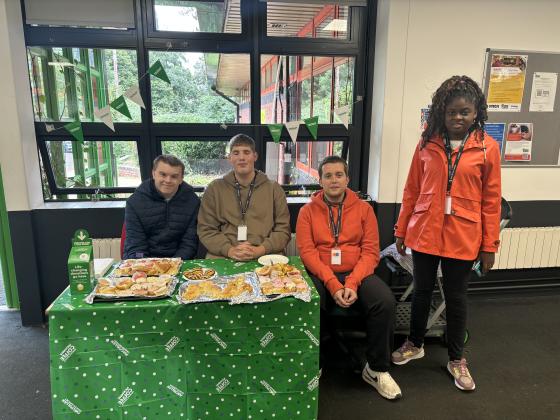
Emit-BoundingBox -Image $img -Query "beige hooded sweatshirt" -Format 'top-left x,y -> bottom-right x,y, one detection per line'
197,170 -> 291,258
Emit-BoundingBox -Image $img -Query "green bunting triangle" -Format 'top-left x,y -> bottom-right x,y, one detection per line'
267,124 -> 283,143
304,116 -> 319,140
64,121 -> 84,143
148,60 -> 171,84
110,95 -> 132,120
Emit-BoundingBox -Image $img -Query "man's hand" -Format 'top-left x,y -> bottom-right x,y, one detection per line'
227,243 -> 266,261
342,287 -> 357,305
395,237 -> 407,256
479,251 -> 495,274
333,288 -> 357,308
227,244 -> 253,261
333,289 -> 351,308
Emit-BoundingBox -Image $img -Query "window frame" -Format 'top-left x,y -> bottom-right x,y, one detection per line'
22,0 -> 374,201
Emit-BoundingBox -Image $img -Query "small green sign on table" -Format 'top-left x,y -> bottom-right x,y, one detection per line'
67,229 -> 94,296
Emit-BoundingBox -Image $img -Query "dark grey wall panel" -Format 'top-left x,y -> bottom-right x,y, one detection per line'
31,207 -> 124,314
8,212 -> 43,326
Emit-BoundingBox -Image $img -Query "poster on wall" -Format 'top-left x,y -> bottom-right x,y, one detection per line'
485,122 -> 506,154
529,72 -> 558,112
420,106 -> 431,130
504,122 -> 533,161
487,54 -> 528,112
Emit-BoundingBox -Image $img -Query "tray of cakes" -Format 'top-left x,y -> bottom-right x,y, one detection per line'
178,272 -> 259,304
85,271 -> 178,303
113,258 -> 182,277
254,263 -> 311,302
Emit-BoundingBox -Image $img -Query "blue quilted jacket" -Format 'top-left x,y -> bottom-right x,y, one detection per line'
123,179 -> 200,260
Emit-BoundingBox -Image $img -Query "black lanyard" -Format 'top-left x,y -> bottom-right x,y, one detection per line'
325,199 -> 343,246
234,171 -> 257,223
444,132 -> 469,194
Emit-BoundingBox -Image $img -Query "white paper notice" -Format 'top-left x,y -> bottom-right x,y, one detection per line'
504,140 -> 532,161
529,72 -> 557,112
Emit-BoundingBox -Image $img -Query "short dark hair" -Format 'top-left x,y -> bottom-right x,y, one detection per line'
318,155 -> 348,178
228,134 -> 256,153
152,154 -> 185,176
520,125 -> 529,133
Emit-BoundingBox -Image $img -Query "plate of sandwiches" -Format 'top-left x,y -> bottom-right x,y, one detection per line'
254,263 -> 309,296
113,258 -> 182,277
91,272 -> 177,301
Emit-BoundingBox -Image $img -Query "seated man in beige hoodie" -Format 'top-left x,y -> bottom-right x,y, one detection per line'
197,134 -> 291,261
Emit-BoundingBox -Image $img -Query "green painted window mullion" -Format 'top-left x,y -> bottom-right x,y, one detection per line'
96,50 -> 108,108
102,142 -> 114,186
0,165 -> 19,309
44,49 -> 61,120
81,49 -> 95,121
63,48 -> 79,121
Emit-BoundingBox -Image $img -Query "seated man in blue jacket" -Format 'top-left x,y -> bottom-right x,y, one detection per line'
123,154 -> 200,260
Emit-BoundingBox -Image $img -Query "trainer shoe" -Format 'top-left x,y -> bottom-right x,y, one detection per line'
362,363 -> 402,400
447,358 -> 476,391
391,339 -> 425,365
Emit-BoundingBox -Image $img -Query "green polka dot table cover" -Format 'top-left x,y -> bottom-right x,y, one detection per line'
49,257 -> 320,419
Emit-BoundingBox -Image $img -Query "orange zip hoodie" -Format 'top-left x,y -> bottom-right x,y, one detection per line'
296,189 -> 380,296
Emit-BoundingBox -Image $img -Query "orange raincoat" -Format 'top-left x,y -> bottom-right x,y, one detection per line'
395,131 -> 502,261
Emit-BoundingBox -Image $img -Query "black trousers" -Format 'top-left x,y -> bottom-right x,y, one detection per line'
310,272 -> 396,372
410,250 -> 474,361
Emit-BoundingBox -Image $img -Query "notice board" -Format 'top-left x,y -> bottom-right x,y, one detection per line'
482,48 -> 560,167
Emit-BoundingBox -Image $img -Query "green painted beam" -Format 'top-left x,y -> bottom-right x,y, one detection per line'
0,164 -> 19,309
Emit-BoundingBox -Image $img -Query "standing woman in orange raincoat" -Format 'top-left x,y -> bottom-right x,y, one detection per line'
391,76 -> 501,391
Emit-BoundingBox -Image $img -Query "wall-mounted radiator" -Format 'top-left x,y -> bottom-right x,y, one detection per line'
495,227 -> 560,269
92,238 -> 121,260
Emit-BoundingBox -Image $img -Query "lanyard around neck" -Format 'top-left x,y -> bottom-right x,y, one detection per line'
444,131 -> 469,194
234,171 -> 257,222
324,196 -> 343,246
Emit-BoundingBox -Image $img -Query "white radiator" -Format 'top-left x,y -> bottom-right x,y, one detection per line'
495,227 -> 560,269
285,233 -> 300,257
92,238 -> 122,260
93,235 -> 300,260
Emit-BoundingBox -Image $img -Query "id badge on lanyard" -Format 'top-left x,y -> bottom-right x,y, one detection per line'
331,248 -> 342,265
444,195 -> 452,215
235,172 -> 256,242
237,225 -> 248,241
444,132 -> 468,216
327,201 -> 343,265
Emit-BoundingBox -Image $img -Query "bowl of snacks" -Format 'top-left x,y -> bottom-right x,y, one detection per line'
182,267 -> 218,281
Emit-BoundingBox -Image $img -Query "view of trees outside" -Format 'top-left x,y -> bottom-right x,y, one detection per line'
46,140 -> 141,189
161,140 -> 229,187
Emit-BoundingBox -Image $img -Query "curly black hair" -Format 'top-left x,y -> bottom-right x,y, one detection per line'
421,75 -> 488,148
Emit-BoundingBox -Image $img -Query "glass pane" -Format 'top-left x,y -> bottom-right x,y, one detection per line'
45,140 -> 141,188
265,140 -> 344,185
267,2 -> 349,39
151,52 -> 250,123
154,0 -> 241,34
27,47 -> 139,122
102,49 -> 141,122
161,140 -> 229,187
261,55 -> 354,124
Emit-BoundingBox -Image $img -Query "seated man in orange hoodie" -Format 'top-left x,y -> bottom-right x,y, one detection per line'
296,156 -> 401,400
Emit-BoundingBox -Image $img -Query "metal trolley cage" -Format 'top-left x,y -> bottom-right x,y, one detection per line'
381,197 -> 513,340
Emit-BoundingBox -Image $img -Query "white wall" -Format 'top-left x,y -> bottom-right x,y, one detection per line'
369,0 -> 560,203
0,0 -> 42,211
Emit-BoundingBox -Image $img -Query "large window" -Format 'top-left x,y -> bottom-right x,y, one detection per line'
150,52 -> 250,123
23,0 -> 370,200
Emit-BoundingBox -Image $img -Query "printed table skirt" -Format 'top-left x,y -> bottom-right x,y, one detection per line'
48,257 -> 320,419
